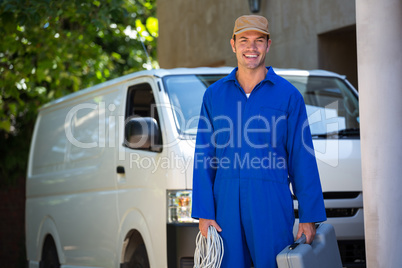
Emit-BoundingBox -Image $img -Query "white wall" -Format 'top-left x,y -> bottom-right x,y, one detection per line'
357,0 -> 402,266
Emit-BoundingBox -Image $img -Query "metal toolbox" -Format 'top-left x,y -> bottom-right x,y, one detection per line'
276,223 -> 343,268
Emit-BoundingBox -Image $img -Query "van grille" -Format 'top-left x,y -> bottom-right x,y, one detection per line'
293,192 -> 360,200
294,208 -> 359,218
323,192 -> 360,199
293,191 -> 361,218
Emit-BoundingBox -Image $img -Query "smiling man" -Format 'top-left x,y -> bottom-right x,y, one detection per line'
192,15 -> 327,267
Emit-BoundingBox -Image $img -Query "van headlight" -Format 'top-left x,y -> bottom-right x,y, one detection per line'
167,190 -> 198,224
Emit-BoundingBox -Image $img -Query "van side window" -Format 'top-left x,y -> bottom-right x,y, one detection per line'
125,83 -> 162,149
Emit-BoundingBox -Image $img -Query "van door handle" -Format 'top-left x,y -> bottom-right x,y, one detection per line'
116,166 -> 125,174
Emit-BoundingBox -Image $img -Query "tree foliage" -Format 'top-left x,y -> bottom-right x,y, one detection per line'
0,0 -> 158,186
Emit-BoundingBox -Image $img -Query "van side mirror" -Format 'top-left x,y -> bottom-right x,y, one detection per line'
124,117 -> 162,152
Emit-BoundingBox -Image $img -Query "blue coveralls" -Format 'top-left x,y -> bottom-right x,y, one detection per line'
192,67 -> 327,268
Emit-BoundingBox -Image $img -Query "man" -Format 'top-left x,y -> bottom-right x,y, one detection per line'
192,15 -> 326,267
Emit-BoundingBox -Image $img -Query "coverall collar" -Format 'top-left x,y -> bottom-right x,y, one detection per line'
224,66 -> 278,85
223,66 -> 278,95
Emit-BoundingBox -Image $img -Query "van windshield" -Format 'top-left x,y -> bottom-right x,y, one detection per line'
163,74 -> 359,138
282,75 -> 360,138
163,75 -> 226,136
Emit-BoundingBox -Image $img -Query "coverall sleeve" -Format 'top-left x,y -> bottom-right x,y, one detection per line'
286,92 -> 327,223
191,91 -> 217,220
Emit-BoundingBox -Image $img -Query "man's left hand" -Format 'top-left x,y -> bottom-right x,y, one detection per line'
296,222 -> 316,244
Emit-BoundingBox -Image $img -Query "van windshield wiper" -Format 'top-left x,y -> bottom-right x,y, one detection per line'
312,128 -> 360,138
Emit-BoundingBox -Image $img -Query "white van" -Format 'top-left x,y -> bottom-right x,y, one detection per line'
26,67 -> 364,268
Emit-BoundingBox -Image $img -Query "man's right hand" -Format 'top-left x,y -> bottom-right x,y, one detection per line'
199,218 -> 222,238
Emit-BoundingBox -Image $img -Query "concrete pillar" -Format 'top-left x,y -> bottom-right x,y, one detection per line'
356,0 -> 402,267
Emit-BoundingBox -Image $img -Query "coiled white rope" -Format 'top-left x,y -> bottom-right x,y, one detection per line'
194,226 -> 224,268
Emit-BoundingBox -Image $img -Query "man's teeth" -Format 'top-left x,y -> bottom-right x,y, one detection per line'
245,55 -> 258,58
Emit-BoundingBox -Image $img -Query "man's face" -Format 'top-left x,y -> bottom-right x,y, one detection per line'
230,30 -> 271,70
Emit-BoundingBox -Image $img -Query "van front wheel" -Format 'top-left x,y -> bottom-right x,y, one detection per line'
41,237 -> 60,268
128,244 -> 150,268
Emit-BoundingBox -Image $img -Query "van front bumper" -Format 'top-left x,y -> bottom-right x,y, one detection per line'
167,223 -> 198,268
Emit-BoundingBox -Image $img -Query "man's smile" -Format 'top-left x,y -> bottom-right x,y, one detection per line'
244,54 -> 258,58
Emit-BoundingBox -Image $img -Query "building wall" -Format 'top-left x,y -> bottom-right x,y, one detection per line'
157,0 -> 358,88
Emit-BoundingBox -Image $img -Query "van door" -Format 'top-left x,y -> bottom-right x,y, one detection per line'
60,89 -> 121,266
116,78 -> 167,267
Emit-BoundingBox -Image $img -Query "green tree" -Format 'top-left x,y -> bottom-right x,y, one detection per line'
0,0 -> 158,186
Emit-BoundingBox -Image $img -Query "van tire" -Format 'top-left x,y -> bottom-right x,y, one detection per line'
128,244 -> 150,268
40,237 -> 60,268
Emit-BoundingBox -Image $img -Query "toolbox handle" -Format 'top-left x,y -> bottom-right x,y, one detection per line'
288,223 -> 322,250
289,234 -> 306,250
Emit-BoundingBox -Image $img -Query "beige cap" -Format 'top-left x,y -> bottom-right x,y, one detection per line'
232,15 -> 270,39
